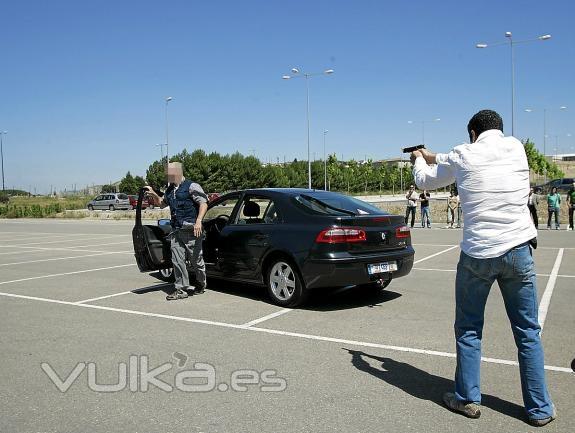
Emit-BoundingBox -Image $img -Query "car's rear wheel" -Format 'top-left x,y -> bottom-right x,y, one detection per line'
266,259 -> 308,307
87,205 -> 93,211
157,268 -> 175,282
109,204 -> 115,211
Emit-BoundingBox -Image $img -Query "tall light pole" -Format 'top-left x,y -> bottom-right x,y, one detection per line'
323,129 -> 328,190
476,32 -> 551,137
156,143 -> 167,161
283,68 -> 334,189
407,118 -> 440,145
525,106 -> 567,183
524,106 -> 567,156
0,131 -> 7,192
165,96 -> 173,165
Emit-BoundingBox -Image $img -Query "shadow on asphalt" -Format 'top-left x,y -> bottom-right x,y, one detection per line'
137,274 -> 403,311
132,281 -> 173,295
303,287 -> 402,311
344,349 -> 526,423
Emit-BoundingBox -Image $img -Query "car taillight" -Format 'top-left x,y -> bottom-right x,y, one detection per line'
315,227 -> 367,243
395,225 -> 410,238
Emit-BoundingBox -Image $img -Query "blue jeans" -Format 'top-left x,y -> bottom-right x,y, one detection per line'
421,206 -> 431,227
454,244 -> 554,420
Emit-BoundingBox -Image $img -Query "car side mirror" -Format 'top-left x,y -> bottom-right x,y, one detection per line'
158,219 -> 171,227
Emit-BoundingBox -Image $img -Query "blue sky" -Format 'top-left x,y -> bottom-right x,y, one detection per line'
1,0 -> 573,194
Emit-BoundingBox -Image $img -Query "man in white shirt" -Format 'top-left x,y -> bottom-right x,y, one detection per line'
411,110 -> 555,426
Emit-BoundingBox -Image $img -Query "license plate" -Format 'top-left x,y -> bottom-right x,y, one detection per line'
367,261 -> 397,274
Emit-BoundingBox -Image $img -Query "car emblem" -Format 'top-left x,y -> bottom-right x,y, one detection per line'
380,232 -> 386,241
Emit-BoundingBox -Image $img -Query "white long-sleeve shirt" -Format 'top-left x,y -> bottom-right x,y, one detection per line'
413,129 -> 536,259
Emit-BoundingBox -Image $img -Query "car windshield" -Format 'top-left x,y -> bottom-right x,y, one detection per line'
117,194 -> 129,200
294,193 -> 385,216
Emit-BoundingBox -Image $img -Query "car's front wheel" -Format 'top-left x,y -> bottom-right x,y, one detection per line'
157,268 -> 175,282
109,204 -> 115,211
266,259 -> 308,307
87,205 -> 93,211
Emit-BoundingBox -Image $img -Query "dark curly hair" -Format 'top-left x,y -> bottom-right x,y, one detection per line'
467,110 -> 504,142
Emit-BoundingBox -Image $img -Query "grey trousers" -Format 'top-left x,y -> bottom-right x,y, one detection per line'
169,229 -> 207,291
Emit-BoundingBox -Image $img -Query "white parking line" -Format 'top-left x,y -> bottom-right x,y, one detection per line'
411,267 -> 564,279
0,247 -> 132,256
413,245 -> 458,265
413,243 -> 574,251
241,308 -> 292,328
74,283 -> 173,304
0,234 -> 129,247
0,264 -> 136,286
74,291 -> 133,304
0,234 -> 76,243
64,241 -> 132,249
0,231 -> 127,237
0,247 -> 133,256
539,248 -> 564,334
413,243 -> 457,247
0,290 -> 570,374
0,252 -> 134,267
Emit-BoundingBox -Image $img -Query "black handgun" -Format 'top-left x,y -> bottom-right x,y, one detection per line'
402,144 -> 426,153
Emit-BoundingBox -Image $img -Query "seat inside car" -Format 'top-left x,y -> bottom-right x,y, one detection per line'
241,201 -> 262,224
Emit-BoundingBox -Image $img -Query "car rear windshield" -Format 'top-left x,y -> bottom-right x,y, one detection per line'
294,193 -> 385,216
117,194 -> 129,200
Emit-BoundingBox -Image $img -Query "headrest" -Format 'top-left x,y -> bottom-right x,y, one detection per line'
243,201 -> 260,217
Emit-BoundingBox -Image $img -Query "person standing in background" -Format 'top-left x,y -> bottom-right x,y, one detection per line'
567,181 -> 575,231
527,187 -> 539,229
405,184 -> 417,228
419,189 -> 431,228
447,190 -> 459,229
546,187 -> 561,230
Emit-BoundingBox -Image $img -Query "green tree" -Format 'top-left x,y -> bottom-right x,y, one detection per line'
119,172 -> 145,195
523,139 -> 564,178
101,184 -> 117,193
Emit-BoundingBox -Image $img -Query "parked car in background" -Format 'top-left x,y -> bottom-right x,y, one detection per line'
129,195 -> 154,210
133,188 -> 415,307
208,192 -> 220,202
87,193 -> 131,211
533,178 -> 574,195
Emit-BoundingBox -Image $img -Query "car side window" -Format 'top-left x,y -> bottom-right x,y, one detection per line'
203,194 -> 242,223
236,197 -> 280,225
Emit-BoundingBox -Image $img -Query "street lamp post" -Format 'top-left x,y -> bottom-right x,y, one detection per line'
476,32 -> 551,137
525,106 -> 567,183
156,143 -> 168,161
407,118 -> 440,145
283,68 -> 334,189
323,130 -> 328,190
0,131 -> 7,192
165,97 -> 173,164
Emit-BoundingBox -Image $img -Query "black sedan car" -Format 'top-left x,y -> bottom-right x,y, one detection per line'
132,188 -> 414,307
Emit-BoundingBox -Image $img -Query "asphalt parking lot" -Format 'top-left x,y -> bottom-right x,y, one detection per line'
0,219 -> 573,433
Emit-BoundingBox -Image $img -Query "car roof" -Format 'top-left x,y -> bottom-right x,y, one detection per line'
238,188 -> 347,197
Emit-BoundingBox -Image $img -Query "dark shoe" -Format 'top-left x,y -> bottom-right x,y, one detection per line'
443,392 -> 481,419
166,289 -> 189,301
194,284 -> 206,295
528,406 -> 556,427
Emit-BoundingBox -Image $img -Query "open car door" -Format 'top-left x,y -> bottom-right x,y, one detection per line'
132,188 -> 173,272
